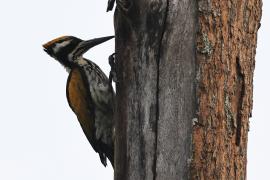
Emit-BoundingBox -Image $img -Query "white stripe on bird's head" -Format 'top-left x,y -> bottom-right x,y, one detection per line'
52,40 -> 72,54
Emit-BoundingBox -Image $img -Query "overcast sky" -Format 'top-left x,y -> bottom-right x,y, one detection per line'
0,0 -> 268,179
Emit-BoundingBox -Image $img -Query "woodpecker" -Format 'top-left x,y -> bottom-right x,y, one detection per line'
43,35 -> 115,168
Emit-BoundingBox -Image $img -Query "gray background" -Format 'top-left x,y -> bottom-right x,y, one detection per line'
0,0 -> 268,179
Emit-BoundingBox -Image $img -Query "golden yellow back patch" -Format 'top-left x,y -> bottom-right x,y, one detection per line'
67,68 -> 94,135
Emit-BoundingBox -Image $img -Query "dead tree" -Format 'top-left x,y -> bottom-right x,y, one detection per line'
113,0 -> 262,179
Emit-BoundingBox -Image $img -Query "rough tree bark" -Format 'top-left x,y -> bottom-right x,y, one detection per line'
113,0 -> 262,180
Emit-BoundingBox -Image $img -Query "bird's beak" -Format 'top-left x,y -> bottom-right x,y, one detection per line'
79,36 -> 114,54
42,43 -> 51,56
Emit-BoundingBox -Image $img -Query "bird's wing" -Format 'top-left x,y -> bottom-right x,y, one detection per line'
81,61 -> 115,147
82,61 -> 115,114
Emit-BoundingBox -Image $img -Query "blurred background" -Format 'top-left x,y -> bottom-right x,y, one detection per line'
0,0 -> 268,179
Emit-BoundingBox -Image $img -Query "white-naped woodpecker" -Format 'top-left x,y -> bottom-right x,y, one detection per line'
43,36 -> 115,168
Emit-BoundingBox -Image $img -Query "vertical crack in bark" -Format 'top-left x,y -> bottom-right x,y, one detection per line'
153,0 -> 169,179
236,57 -> 244,146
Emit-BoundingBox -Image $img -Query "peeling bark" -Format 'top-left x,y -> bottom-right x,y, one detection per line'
113,0 -> 262,179
191,0 -> 262,179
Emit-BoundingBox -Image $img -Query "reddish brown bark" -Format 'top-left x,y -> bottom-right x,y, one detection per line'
192,0 -> 262,179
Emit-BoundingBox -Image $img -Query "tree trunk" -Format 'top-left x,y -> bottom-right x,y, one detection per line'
113,0 -> 262,179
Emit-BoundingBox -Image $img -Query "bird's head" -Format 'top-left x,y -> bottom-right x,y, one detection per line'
43,35 -> 114,69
